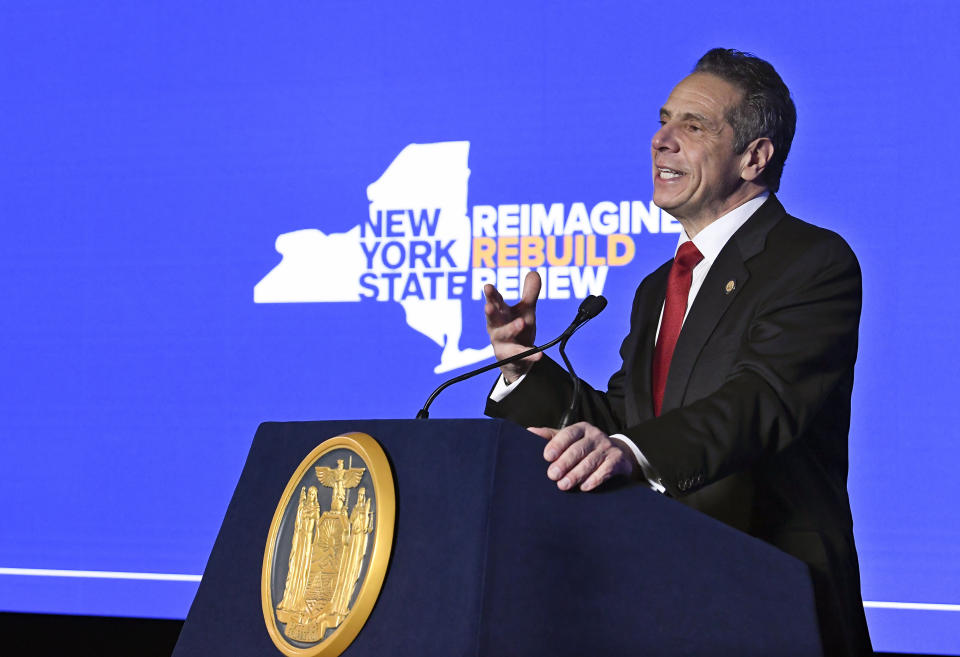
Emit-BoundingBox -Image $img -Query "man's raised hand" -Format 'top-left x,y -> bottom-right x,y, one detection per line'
483,271 -> 542,383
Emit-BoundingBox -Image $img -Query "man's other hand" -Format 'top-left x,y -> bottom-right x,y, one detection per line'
484,271 -> 542,383
529,422 -> 638,492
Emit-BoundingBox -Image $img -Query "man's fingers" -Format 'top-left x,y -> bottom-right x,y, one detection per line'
487,317 -> 526,343
580,451 -> 632,491
542,423 -> 585,461
484,278 -> 538,341
527,426 -> 557,440
537,422 -> 634,492
483,285 -> 510,327
547,436 -> 596,484
520,271 -> 542,307
483,283 -> 504,306
552,445 -> 608,490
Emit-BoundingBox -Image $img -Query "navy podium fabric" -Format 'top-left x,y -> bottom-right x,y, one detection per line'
174,419 -> 821,656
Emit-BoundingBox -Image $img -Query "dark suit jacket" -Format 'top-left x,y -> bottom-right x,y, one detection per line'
486,195 -> 872,656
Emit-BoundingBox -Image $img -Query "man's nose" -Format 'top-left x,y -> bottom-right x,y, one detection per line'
651,123 -> 677,151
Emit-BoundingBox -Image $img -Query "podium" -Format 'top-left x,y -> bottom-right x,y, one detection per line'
173,419 -> 822,656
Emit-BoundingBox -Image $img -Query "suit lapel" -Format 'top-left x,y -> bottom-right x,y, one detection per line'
625,261 -> 671,426
660,195 -> 786,413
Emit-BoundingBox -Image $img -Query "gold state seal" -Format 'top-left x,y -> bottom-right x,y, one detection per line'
262,433 -> 395,656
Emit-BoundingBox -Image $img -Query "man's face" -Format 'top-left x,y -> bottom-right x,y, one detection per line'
651,73 -> 747,226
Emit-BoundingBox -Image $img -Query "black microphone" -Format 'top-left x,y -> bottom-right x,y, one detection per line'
415,295 -> 607,420
568,294 -> 607,330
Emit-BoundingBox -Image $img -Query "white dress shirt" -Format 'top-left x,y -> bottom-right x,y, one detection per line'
490,192 -> 769,491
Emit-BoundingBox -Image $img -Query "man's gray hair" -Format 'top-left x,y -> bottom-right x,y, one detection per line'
693,48 -> 797,192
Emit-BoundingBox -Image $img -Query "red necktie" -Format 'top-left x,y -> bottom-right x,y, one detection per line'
651,241 -> 704,416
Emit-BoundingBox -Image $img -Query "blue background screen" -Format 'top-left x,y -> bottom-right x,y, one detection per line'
1,2 -> 958,653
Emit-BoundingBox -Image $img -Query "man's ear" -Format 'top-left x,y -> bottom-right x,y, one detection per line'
740,137 -> 774,183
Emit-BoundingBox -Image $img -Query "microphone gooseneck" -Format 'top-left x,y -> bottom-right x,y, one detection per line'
415,295 -> 607,420
556,334 -> 580,429
558,295 -> 606,429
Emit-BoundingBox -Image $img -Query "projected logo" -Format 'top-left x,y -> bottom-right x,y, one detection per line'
254,141 -> 680,373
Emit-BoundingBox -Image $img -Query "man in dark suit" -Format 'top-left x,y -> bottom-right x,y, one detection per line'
483,49 -> 872,656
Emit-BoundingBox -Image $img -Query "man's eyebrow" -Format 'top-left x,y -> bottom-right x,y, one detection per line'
661,108 -> 720,129
680,112 -> 710,124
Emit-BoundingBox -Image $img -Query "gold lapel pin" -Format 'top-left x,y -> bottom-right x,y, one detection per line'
724,280 -> 736,295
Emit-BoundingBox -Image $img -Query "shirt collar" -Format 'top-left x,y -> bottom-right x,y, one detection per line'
676,191 -> 770,263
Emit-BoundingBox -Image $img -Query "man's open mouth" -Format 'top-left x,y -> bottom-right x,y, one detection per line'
657,167 -> 685,179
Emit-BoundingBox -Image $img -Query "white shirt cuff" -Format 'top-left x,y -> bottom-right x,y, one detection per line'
610,433 -> 666,493
489,373 -> 527,402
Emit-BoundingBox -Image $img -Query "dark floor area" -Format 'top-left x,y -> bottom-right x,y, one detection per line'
0,611 -> 950,656
0,612 -> 183,656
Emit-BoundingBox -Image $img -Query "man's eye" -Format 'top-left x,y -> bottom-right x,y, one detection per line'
687,124 -> 702,132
